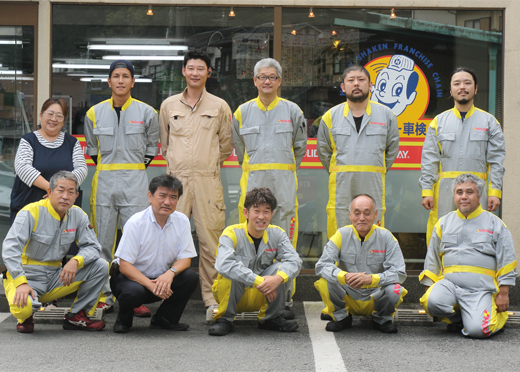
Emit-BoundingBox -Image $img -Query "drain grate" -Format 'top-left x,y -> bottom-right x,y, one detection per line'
394,309 -> 433,323
205,307 -> 259,324
33,307 -> 104,324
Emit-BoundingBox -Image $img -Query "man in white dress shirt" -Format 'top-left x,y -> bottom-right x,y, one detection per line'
112,174 -> 198,333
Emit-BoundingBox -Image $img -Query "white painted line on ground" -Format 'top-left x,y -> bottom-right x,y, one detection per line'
304,301 -> 348,372
0,313 -> 11,323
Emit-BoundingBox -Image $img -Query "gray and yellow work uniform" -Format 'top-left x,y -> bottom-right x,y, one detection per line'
315,224 -> 407,325
419,106 -> 505,243
159,88 -> 233,307
317,101 -> 399,239
212,223 -> 302,323
2,199 -> 108,323
419,205 -> 517,338
85,96 -> 159,305
233,96 -> 307,248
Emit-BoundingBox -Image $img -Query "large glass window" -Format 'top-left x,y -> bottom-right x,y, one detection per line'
0,25 -> 35,266
281,8 -> 503,270
50,5 -> 503,271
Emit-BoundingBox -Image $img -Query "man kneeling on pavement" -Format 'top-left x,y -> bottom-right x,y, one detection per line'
2,171 -> 108,333
315,194 -> 407,333
420,173 -> 517,338
209,187 -> 302,336
112,174 -> 198,333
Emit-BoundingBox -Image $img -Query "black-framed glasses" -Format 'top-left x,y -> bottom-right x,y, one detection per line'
256,75 -> 280,82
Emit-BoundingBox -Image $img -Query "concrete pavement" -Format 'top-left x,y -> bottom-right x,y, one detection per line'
1,300 -> 520,372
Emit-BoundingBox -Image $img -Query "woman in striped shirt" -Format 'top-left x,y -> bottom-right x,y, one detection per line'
9,98 -> 87,225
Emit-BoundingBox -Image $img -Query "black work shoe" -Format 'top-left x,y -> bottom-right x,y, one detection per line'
281,306 -> 295,320
113,322 -> 131,333
258,316 -> 299,332
325,314 -> 352,332
373,320 -> 398,333
150,315 -> 189,331
446,321 -> 463,333
208,319 -> 235,336
320,313 -> 333,321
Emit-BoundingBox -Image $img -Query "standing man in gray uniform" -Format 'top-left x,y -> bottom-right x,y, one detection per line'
208,188 -> 302,336
419,67 -> 505,244
233,58 -> 307,319
420,174 -> 516,338
317,65 -> 399,239
2,171 -> 108,333
85,60 -> 159,313
315,194 -> 407,333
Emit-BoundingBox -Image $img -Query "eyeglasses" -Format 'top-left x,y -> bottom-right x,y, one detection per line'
256,75 -> 280,82
43,110 -> 65,122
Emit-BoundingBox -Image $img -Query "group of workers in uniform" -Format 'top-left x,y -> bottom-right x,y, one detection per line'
1,49 -> 515,339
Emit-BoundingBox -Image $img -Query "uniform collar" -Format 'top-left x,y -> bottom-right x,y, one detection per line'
255,96 -> 280,111
352,224 -> 376,241
456,204 -> 484,220
110,96 -> 133,111
243,222 -> 269,244
343,100 -> 372,117
45,198 -> 65,221
181,87 -> 206,109
452,105 -> 476,120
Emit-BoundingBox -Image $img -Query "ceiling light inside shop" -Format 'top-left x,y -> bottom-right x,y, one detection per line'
291,29 -> 297,35
308,8 -> 315,18
0,40 -> 22,44
147,6 -> 153,16
52,63 -> 111,69
0,70 -> 23,74
87,45 -> 188,51
229,7 -> 235,17
102,55 -> 184,61
390,8 -> 396,19
80,77 -> 152,83
67,73 -> 142,78
0,76 -> 33,81
332,30 -> 337,35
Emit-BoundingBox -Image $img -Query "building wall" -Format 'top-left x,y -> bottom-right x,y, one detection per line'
2,0 -> 519,266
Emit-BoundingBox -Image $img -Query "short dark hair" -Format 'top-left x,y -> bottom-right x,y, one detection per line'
350,194 -> 377,210
342,65 -> 371,82
149,174 -> 183,198
244,187 -> 277,212
183,49 -> 211,69
450,67 -> 477,86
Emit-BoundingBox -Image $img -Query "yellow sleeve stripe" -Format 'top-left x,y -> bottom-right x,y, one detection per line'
253,276 -> 264,288
330,230 -> 342,251
72,255 -> 85,269
433,219 -> 443,241
497,260 -> 517,278
13,275 -> 28,288
419,270 -> 441,283
86,107 -> 96,127
422,189 -> 434,197
221,224 -> 241,249
337,270 -> 348,285
234,107 -> 242,128
488,189 -> 502,198
277,271 -> 289,283
362,274 -> 380,288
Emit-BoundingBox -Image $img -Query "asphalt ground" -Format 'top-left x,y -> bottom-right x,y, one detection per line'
1,300 -> 520,372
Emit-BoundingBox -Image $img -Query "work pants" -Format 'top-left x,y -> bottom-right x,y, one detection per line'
91,169 -> 149,306
173,174 -> 225,307
420,278 -> 507,338
113,269 -> 198,328
212,263 -> 289,323
315,277 -> 407,325
4,258 -> 108,323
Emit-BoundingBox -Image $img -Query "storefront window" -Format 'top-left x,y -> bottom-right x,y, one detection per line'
50,5 -> 503,271
281,8 -> 503,270
0,25 -> 35,265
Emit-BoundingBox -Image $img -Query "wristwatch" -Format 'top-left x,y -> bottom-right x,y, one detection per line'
169,267 -> 178,275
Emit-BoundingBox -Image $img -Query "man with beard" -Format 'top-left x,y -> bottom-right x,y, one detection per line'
317,65 -> 399,240
419,68 -> 505,244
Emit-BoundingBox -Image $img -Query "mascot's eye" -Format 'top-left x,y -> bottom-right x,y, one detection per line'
392,83 -> 403,97
378,80 -> 387,92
